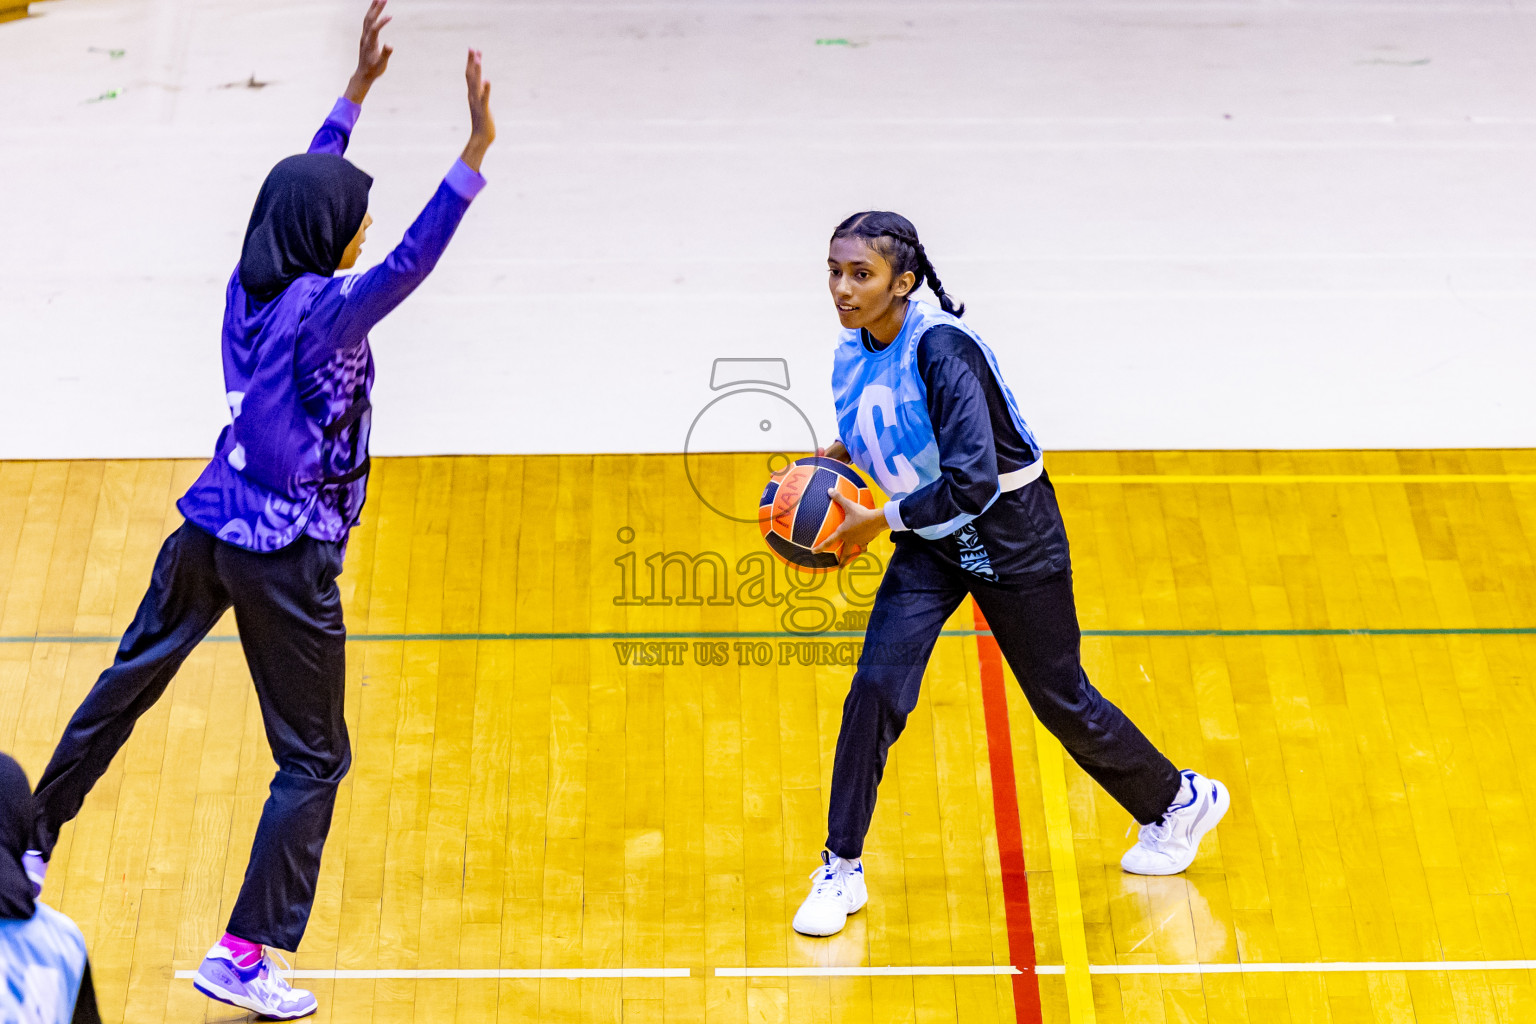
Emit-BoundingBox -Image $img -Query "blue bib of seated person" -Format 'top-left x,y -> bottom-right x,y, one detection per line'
831,299 -> 1041,523
0,904 -> 90,1024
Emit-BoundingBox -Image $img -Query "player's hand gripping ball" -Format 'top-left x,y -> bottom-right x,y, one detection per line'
759,456 -> 876,571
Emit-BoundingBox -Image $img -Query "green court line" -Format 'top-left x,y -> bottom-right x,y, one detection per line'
2,627 -> 1533,644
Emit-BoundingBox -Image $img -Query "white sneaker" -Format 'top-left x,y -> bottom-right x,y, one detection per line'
792,851 -> 868,936
1121,770 -> 1230,876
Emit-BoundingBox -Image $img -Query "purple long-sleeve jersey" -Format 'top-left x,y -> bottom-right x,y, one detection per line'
178,98 -> 485,551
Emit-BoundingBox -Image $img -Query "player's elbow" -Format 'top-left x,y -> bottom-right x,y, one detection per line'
950,480 -> 998,517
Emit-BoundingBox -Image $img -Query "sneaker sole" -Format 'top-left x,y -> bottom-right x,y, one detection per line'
192,975 -> 317,1020
1123,779 -> 1232,876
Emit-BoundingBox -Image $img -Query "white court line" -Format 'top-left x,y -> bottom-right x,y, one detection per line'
171,968 -> 689,980
1034,961 -> 1536,975
715,966 -> 1021,977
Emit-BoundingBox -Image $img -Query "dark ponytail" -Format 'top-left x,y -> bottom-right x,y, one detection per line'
830,211 -> 965,317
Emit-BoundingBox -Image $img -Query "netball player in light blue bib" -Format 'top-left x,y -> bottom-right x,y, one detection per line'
792,212 -> 1230,937
0,753 -> 98,1024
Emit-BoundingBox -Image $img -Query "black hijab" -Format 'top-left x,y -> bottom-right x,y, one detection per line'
0,752 -> 36,920
238,153 -> 373,302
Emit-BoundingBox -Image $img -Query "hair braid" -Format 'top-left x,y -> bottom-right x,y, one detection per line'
909,239 -> 963,317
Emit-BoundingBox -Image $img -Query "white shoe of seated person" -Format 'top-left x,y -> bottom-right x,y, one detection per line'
792,851 -> 868,937
1121,770 -> 1230,876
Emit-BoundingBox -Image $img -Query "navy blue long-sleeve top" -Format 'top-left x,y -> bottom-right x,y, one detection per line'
884,326 -> 1037,532
874,325 -> 1070,583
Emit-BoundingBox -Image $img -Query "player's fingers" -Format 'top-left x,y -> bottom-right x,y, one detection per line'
826,488 -> 853,511
811,525 -> 844,554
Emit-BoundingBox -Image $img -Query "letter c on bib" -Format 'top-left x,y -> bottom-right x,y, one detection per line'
855,385 -> 921,494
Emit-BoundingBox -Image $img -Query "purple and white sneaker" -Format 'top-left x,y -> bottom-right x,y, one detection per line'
21,851 -> 45,897
193,943 -> 318,1020
1121,769 -> 1230,875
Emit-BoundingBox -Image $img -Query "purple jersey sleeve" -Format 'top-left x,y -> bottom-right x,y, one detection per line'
296,160 -> 486,376
308,97 -> 362,156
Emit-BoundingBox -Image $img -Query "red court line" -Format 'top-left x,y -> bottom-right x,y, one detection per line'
973,602 -> 1044,1024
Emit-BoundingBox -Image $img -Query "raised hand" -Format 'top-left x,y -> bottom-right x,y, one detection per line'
345,0 -> 394,104
460,48 -> 496,172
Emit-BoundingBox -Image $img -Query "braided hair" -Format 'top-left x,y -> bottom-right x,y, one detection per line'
830,211 -> 964,317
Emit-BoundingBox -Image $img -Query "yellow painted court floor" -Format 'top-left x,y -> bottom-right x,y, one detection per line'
2,450 -> 1536,1023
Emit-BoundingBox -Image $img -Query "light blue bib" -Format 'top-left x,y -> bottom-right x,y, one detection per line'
0,904 -> 90,1024
831,300 -> 1041,539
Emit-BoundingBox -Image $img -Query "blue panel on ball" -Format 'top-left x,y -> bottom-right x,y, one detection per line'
765,527 -> 838,570
795,455 -> 869,492
792,468 -> 836,548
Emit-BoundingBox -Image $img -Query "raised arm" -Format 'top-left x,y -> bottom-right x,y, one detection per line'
458,47 -> 496,173
345,0 -> 393,105
311,48 -> 495,348
309,0 -> 393,156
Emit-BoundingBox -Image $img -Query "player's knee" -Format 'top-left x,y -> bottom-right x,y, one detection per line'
278,741 -> 351,786
1033,687 -> 1119,755
847,664 -> 918,719
322,742 -> 353,784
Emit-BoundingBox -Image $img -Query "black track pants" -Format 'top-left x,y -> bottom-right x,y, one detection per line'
825,535 -> 1181,860
31,522 -> 350,951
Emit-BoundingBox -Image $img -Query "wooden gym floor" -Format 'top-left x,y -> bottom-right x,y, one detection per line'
2,450 -> 1535,1024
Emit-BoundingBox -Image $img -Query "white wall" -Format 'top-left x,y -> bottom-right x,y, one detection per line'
3,0 -> 1535,458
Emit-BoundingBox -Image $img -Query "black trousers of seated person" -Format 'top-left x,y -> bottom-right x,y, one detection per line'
824,531 -> 1181,861
30,522 -> 350,951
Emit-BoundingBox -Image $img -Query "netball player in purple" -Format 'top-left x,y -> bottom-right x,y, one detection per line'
24,4 -> 494,1016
